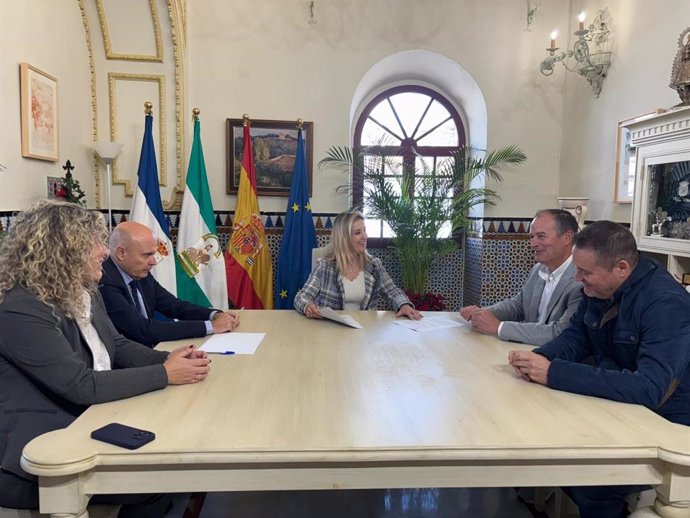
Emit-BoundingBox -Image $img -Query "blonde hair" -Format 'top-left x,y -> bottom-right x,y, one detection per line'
0,199 -> 109,319
325,210 -> 371,274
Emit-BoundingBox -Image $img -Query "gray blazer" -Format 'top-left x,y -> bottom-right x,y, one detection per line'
488,261 -> 583,346
0,285 -> 168,485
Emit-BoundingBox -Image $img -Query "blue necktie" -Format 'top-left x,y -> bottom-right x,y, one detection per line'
128,280 -> 147,318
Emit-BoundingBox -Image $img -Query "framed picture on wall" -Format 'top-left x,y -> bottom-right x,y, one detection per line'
614,109 -> 666,204
226,118 -> 313,196
20,63 -> 59,161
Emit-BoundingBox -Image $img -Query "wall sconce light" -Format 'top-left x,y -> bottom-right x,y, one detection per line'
525,0 -> 542,32
94,141 -> 123,231
308,1 -> 317,25
540,8 -> 613,97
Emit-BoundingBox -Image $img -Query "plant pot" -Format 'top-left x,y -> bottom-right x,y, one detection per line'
557,197 -> 589,229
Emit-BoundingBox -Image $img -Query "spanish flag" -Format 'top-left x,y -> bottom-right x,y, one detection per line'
225,120 -> 273,309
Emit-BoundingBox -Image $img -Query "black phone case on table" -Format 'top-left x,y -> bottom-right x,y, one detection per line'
90,423 -> 156,450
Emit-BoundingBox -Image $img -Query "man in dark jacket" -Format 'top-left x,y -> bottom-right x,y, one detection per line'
509,220 -> 690,518
100,221 -> 239,347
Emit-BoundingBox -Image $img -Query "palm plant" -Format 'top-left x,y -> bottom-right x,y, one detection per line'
319,143 -> 526,296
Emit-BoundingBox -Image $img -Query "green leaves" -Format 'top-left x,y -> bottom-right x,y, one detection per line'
319,143 -> 526,294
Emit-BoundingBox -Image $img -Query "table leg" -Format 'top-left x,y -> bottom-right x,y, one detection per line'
653,464 -> 690,518
38,474 -> 90,518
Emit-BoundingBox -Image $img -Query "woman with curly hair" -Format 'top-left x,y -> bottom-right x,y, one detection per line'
0,199 -> 209,517
294,210 -> 421,320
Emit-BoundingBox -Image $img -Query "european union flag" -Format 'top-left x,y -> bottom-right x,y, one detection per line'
274,127 -> 317,309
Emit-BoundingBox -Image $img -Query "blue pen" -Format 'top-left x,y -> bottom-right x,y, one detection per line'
221,351 -> 235,355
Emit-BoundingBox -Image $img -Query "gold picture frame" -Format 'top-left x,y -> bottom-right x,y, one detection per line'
226,118 -> 313,197
20,63 -> 59,161
614,109 -> 666,204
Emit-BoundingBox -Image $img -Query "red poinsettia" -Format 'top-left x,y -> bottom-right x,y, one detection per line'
405,291 -> 446,311
53,160 -> 86,206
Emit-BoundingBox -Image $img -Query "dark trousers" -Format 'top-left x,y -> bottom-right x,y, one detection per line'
0,469 -> 171,518
564,484 -> 651,518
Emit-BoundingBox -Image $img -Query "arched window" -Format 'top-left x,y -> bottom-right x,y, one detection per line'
353,85 -> 466,241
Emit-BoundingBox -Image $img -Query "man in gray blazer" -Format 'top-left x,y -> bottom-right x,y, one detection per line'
460,209 -> 582,346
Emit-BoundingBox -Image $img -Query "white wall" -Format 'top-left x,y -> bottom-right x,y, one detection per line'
1,1 -> 685,222
559,0 -> 689,222
188,0 -> 568,216
0,1 -> 93,210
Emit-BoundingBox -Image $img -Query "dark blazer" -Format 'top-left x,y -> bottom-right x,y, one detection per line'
0,285 -> 168,493
535,256 -> 690,426
100,257 -> 215,347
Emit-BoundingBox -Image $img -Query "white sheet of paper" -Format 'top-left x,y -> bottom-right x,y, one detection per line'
457,314 -> 471,325
392,316 -> 464,332
319,306 -> 363,329
199,333 -> 265,354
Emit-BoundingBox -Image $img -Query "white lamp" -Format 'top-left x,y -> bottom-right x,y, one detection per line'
94,142 -> 123,231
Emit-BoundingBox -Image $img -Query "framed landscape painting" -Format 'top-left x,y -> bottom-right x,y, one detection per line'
20,63 -> 59,161
226,118 -> 313,196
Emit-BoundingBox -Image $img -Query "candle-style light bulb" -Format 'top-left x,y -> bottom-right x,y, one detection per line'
578,12 -> 586,31
550,30 -> 558,49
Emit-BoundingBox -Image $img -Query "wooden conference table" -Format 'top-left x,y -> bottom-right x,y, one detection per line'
22,310 -> 690,518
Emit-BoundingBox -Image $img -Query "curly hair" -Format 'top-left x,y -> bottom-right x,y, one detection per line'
0,199 -> 109,319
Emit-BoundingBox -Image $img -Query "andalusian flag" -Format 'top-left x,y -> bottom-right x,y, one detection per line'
225,121 -> 273,309
176,114 -> 228,309
130,109 -> 176,295
274,127 -> 316,309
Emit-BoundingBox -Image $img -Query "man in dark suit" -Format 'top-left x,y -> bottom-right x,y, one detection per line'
100,221 -> 239,347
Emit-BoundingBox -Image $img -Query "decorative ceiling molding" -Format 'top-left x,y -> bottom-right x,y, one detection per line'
169,0 -> 187,51
78,0 -> 102,208
164,0 -> 187,210
108,73 -> 167,197
96,0 -> 164,62
80,0 -> 186,209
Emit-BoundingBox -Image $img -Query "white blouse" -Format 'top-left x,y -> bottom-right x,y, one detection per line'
341,271 -> 365,311
75,291 -> 112,371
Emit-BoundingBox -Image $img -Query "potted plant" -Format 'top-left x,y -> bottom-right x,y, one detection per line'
319,143 -> 526,306
53,160 -> 87,206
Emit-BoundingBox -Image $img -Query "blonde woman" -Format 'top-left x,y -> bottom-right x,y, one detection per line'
0,199 -> 208,516
294,210 -> 421,320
